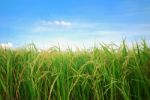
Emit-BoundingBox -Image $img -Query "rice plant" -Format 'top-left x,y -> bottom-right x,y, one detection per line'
0,40 -> 150,100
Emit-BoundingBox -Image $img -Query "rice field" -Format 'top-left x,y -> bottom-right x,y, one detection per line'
0,40 -> 150,100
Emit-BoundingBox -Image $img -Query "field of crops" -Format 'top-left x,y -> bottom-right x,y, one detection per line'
0,40 -> 150,100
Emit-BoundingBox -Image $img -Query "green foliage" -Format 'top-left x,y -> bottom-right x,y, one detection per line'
0,41 -> 150,100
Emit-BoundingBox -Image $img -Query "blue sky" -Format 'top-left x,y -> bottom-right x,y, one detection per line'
0,0 -> 150,49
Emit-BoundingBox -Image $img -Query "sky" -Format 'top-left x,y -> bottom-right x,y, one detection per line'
0,0 -> 150,50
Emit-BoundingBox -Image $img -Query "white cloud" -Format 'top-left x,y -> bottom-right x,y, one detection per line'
0,42 -> 13,49
38,20 -> 72,27
31,20 -> 72,33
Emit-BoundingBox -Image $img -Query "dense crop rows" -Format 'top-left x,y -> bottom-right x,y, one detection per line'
0,41 -> 150,100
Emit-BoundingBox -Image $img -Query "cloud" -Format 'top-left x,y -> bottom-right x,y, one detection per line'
0,42 -> 13,49
38,20 -> 72,27
31,20 -> 72,33
54,20 -> 72,27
